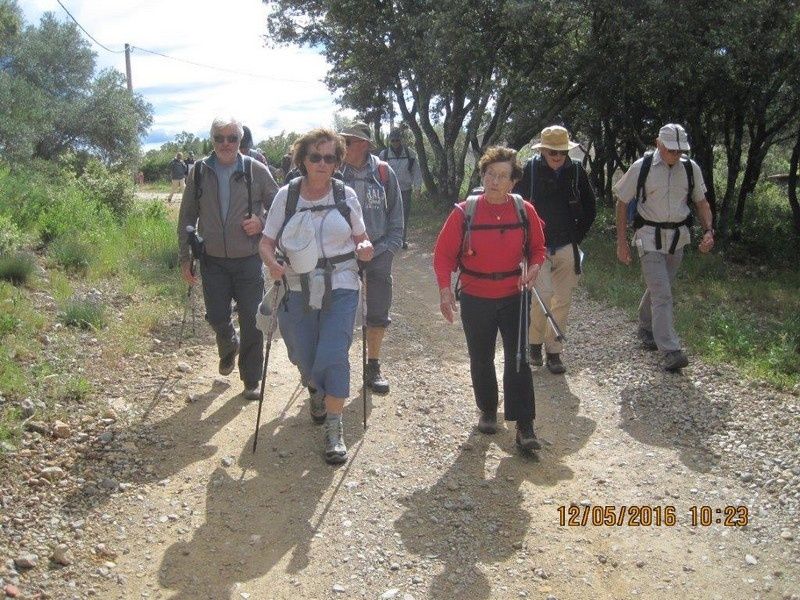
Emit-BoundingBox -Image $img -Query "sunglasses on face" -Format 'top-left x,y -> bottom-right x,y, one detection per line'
213,134 -> 239,144
307,153 -> 337,164
544,149 -> 569,157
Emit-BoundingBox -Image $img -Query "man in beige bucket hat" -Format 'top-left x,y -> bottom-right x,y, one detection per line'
513,125 -> 596,375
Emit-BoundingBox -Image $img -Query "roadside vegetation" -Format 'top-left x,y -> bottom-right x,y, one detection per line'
0,162 -> 182,449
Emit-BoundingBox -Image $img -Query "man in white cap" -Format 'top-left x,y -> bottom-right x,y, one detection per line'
379,128 -> 422,249
340,121 -> 404,394
513,125 -> 596,374
613,123 -> 715,372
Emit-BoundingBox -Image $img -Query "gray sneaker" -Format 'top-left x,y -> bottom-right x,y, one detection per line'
309,387 -> 327,425
324,418 -> 347,464
664,350 -> 689,372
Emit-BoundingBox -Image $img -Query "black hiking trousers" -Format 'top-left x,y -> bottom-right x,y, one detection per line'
459,292 -> 535,424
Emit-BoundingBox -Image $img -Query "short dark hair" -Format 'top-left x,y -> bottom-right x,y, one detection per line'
291,128 -> 346,176
240,125 -> 254,150
478,146 -> 523,181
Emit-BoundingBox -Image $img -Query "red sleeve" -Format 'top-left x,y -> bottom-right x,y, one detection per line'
525,202 -> 546,266
433,205 -> 466,290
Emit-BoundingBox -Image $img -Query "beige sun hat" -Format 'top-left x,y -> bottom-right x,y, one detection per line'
531,126 -> 579,151
339,121 -> 375,149
279,211 -> 318,274
658,123 -> 691,151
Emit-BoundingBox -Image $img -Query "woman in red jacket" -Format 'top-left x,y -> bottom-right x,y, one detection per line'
434,146 -> 546,451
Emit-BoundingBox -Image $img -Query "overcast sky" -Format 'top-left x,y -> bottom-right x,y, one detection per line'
21,0 -> 346,149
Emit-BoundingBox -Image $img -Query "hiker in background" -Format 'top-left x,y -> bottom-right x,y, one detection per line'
280,151 -> 293,182
614,123 -> 714,372
379,128 -> 422,249
177,116 -> 278,399
184,151 -> 195,182
434,146 -> 546,451
240,125 -> 269,167
513,126 -> 596,375
339,121 -> 404,395
167,151 -> 188,202
260,127 -> 374,464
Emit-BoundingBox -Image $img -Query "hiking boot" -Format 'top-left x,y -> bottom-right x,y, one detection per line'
477,411 -> 498,435
529,344 -> 543,367
637,327 -> 658,351
664,350 -> 689,372
309,387 -> 327,425
242,384 -> 260,401
324,417 -> 347,464
545,353 -> 566,375
515,421 -> 541,451
366,361 -> 390,394
218,341 -> 239,376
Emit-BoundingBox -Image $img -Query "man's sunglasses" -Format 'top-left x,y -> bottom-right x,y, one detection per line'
307,153 -> 337,164
213,134 -> 239,144
544,149 -> 569,157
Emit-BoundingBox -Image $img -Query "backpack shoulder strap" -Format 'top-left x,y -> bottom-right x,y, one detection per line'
510,193 -> 530,258
635,152 -> 654,204
681,156 -> 695,203
331,179 -> 352,226
529,156 -> 540,202
378,148 -> 387,161
193,160 -> 205,202
242,155 -> 254,217
458,196 -> 480,258
276,177 -> 303,244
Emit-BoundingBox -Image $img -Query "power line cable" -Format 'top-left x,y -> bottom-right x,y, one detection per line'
55,0 -> 124,53
130,45 -> 322,86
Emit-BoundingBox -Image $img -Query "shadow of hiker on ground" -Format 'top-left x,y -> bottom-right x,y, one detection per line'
158,402 -> 366,599
618,377 -> 730,472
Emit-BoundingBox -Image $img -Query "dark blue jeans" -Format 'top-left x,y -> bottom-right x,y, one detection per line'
459,292 -> 535,423
200,254 -> 264,387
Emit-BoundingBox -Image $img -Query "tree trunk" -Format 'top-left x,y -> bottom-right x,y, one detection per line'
788,125 -> 800,241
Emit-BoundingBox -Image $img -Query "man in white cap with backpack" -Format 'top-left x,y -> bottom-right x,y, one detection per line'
614,123 -> 715,372
339,121 -> 404,395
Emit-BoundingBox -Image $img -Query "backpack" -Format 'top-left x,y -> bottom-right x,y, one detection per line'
193,155 -> 256,217
528,156 -> 585,274
379,147 -> 416,174
276,177 -> 357,311
626,151 -> 696,254
456,193 -> 529,288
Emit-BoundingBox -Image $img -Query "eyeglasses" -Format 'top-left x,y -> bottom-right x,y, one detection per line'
307,153 -> 337,164
213,134 -> 239,144
664,148 -> 685,155
483,171 -> 512,182
345,138 -> 365,147
544,149 -> 569,157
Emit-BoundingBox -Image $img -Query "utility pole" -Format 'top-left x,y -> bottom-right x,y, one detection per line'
124,43 -> 132,92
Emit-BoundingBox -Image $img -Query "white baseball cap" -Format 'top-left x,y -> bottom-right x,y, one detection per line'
658,123 -> 691,151
279,211 -> 318,274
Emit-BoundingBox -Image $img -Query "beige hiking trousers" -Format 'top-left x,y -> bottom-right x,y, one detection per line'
529,244 -> 580,354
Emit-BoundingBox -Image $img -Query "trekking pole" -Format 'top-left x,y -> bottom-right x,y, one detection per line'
252,281 -> 281,453
179,226 -> 202,348
516,260 -> 530,373
531,285 -> 567,343
361,270 -> 368,430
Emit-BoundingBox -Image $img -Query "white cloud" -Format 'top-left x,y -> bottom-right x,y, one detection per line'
21,0 -> 351,149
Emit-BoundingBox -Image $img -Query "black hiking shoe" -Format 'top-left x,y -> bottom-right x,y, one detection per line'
477,411 -> 498,435
515,421 -> 541,451
218,341 -> 239,376
324,418 -> 347,464
366,361 -> 390,394
241,384 -> 260,401
637,327 -> 658,351
545,353 -> 566,375
529,344 -> 543,367
664,350 -> 689,372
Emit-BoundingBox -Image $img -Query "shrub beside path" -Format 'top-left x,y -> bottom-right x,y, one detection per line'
1,236 -> 798,600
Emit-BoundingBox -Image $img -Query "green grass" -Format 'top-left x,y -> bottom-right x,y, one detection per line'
582,206 -> 800,389
49,236 -> 93,274
0,253 -> 36,285
59,296 -> 106,330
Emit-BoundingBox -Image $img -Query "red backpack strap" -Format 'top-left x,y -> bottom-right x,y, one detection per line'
377,160 -> 389,187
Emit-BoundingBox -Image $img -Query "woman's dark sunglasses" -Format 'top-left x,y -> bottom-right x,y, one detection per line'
307,153 -> 337,164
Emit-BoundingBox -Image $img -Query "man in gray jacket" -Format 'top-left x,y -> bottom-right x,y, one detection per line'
178,116 -> 278,399
340,121 -> 404,394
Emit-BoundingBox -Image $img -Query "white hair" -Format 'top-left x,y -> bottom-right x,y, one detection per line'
210,117 -> 244,139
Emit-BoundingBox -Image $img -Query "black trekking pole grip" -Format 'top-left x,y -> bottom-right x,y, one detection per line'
252,281 -> 281,454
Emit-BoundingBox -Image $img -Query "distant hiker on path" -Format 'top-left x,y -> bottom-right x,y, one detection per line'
614,123 -> 715,372
379,128 -> 422,249
513,126 -> 596,375
167,152 -> 188,202
177,116 -> 278,399
260,128 -> 374,464
434,146 -> 546,451
340,121 -> 404,396
184,151 -> 195,181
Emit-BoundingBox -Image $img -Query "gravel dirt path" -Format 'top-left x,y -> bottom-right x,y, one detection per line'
2,232 -> 798,600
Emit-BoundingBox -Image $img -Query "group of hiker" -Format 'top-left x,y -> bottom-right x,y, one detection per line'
177,116 -> 714,463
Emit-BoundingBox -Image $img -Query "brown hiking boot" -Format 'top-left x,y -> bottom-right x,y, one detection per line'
515,421 -> 541,451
